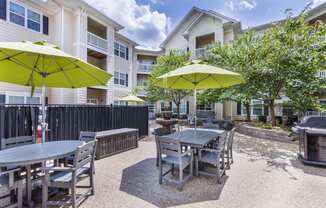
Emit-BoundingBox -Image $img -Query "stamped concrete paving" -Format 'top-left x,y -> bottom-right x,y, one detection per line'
80,133 -> 326,208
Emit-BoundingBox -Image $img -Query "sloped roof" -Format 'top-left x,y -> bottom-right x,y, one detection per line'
160,7 -> 239,48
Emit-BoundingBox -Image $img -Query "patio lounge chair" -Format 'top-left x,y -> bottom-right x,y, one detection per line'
157,136 -> 193,191
0,168 -> 23,208
42,140 -> 97,208
153,128 -> 171,167
225,128 -> 235,169
197,131 -> 227,184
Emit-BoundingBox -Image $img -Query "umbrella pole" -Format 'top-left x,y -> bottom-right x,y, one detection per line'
194,87 -> 197,132
41,82 -> 46,143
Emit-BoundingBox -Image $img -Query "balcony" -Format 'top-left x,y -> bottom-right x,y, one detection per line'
87,32 -> 108,53
194,48 -> 207,59
137,63 -> 155,74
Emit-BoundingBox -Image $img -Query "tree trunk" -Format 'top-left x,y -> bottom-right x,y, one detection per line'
176,103 -> 180,119
269,99 -> 276,126
245,103 -> 251,122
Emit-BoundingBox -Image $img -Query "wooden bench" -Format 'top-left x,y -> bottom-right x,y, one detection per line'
95,128 -> 138,160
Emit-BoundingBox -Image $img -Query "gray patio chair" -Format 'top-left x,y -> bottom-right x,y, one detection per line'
1,136 -> 35,150
42,140 -> 97,208
157,136 -> 193,191
153,128 -> 171,167
225,128 -> 235,169
0,168 -> 23,208
197,131 -> 227,184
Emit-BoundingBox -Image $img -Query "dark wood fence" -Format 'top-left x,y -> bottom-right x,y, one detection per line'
0,105 -> 148,143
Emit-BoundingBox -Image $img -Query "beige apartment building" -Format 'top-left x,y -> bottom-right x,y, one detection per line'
0,0 -> 143,105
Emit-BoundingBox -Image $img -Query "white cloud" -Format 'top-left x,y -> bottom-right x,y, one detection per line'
84,0 -> 171,48
226,0 -> 258,11
310,0 -> 326,7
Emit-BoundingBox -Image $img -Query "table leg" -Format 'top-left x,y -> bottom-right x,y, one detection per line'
25,165 -> 34,208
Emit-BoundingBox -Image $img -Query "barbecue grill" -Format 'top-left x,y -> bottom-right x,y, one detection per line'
293,116 -> 326,166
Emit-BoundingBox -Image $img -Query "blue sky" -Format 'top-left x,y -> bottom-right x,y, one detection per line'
86,0 -> 325,48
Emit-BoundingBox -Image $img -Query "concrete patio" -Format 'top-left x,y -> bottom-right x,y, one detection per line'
79,133 -> 326,208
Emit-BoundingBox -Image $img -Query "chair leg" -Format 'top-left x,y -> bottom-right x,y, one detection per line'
156,152 -> 159,167
90,169 -> 95,195
216,162 -> 221,184
190,157 -> 193,178
17,180 -> 23,208
226,151 -> 231,169
178,165 -> 183,191
42,177 -> 48,208
171,164 -> 175,176
195,156 -> 199,176
159,161 -> 163,184
71,185 -> 77,208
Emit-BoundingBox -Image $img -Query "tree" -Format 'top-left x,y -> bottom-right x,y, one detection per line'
200,32 -> 260,121
146,50 -> 191,118
251,11 -> 326,125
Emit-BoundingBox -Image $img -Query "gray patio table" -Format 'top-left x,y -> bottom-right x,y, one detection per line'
162,128 -> 224,175
0,140 -> 84,207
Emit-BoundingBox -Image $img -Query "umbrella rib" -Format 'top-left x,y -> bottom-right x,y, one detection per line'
25,54 -> 40,86
0,51 -> 24,62
54,59 -> 75,88
62,57 -> 106,86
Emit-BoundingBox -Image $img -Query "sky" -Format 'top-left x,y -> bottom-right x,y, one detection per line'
85,0 -> 326,49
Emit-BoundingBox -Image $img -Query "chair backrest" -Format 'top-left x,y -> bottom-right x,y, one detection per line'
157,136 -> 182,159
1,136 -> 35,150
79,131 -> 96,143
73,140 -> 97,169
216,131 -> 227,153
226,128 -> 235,150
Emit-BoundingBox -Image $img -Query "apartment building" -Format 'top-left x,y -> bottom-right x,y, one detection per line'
159,7 -> 242,120
0,0 -> 138,105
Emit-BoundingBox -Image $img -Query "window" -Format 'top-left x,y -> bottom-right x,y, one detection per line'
9,2 -> 25,26
114,42 -> 128,60
113,71 -> 128,87
8,95 -> 24,104
8,1 -> 46,34
114,71 -> 119,84
252,100 -> 263,116
113,101 -> 126,106
26,97 -> 40,104
197,103 -> 213,111
172,102 -> 187,114
0,94 -> 5,104
27,9 -> 40,32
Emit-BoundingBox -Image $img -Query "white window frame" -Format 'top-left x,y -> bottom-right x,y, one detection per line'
5,92 -> 41,105
241,99 -> 264,116
7,0 -> 44,34
113,70 -> 128,87
114,42 -> 128,60
172,101 -> 187,115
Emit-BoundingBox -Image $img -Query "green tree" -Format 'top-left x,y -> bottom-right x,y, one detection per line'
146,50 -> 191,118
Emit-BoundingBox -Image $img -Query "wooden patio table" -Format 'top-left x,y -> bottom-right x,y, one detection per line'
0,140 -> 84,207
162,128 -> 224,175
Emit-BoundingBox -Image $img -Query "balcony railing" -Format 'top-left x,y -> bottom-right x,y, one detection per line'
137,63 -> 154,74
87,32 -> 108,53
194,48 -> 207,59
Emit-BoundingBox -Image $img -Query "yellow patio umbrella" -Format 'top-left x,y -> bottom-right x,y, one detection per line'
154,62 -> 243,131
119,95 -> 145,104
0,41 -> 112,142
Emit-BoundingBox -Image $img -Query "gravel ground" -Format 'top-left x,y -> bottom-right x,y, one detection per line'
75,133 -> 326,208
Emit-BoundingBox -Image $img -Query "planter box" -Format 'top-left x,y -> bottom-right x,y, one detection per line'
236,123 -> 292,143
95,128 -> 138,160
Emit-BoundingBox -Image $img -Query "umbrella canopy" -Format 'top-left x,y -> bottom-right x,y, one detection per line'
0,41 -> 112,142
155,64 -> 243,89
154,63 -> 243,131
0,41 -> 111,88
119,95 -> 145,103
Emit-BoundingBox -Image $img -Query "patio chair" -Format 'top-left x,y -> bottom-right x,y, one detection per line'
157,136 -> 193,191
225,128 -> 235,169
197,131 -> 227,184
0,168 -> 23,208
1,136 -> 35,150
42,140 -> 97,208
153,128 -> 171,167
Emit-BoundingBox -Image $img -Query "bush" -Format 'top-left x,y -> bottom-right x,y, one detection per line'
258,115 -> 267,123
